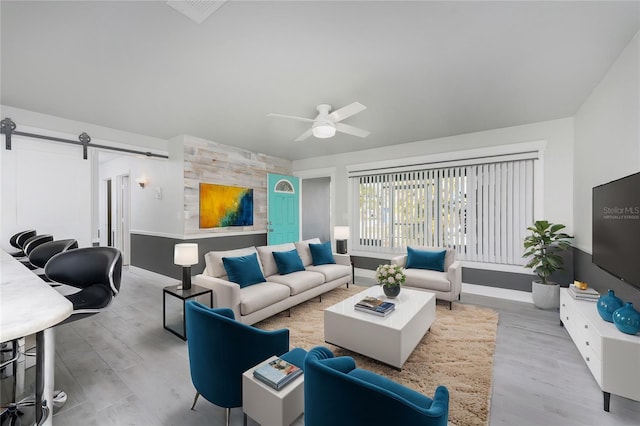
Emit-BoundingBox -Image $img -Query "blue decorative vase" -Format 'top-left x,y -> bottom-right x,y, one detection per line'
596,289 -> 623,322
612,303 -> 640,335
383,285 -> 401,299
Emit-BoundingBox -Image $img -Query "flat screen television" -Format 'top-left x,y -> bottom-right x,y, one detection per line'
592,171 -> 640,289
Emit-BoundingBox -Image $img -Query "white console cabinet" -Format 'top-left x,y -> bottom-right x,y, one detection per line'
560,288 -> 640,411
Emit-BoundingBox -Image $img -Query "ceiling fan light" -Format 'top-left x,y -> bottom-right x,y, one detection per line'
312,124 -> 336,139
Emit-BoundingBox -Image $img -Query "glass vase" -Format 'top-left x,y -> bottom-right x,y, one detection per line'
596,289 -> 623,323
382,285 -> 401,299
612,302 -> 640,335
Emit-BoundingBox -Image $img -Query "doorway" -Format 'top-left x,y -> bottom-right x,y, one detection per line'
101,173 -> 130,265
106,179 -> 112,246
301,177 -> 331,241
114,174 -> 131,265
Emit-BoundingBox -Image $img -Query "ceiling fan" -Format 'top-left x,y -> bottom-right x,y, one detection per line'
267,102 -> 370,142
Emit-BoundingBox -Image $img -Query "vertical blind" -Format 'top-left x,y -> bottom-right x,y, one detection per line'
354,159 -> 534,265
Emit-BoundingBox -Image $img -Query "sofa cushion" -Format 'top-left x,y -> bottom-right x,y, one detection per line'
272,249 -> 306,275
205,247 -> 261,278
407,246 -> 456,270
404,268 -> 451,292
307,263 -> 351,282
406,247 -> 446,272
222,253 -> 266,288
267,270 -> 325,295
295,238 -> 322,267
256,243 -> 297,277
239,282 -> 291,316
309,241 -> 335,266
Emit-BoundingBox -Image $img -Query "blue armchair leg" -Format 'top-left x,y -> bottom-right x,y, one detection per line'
190,392 -> 199,410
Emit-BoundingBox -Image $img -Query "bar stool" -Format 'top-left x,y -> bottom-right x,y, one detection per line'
45,246 -> 123,324
2,247 -> 123,424
8,229 -> 36,258
28,239 -> 78,282
19,235 -> 54,270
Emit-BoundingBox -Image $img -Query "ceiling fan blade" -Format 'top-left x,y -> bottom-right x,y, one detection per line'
294,128 -> 313,142
266,113 -> 314,123
336,123 -> 370,138
329,102 -> 366,122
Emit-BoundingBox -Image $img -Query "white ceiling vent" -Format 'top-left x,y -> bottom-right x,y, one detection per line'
166,1 -> 227,24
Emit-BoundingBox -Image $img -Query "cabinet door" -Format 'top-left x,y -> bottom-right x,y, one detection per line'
560,291 -> 577,338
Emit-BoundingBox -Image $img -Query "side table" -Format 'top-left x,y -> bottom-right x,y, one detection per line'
163,284 -> 213,340
242,355 -> 304,426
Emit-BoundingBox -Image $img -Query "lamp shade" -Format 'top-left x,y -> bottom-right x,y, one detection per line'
334,226 -> 350,240
312,124 -> 336,139
174,243 -> 198,266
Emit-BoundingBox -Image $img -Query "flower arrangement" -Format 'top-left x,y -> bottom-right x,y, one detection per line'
375,264 -> 406,287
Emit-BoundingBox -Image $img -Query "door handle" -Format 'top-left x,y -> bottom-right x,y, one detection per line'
268,228 -> 274,232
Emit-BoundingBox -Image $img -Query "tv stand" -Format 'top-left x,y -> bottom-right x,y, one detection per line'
560,289 -> 640,411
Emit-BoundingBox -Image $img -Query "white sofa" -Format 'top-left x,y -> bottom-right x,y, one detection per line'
194,238 -> 352,324
391,246 -> 462,309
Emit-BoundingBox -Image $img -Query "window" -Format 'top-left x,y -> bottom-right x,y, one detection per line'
274,179 -> 294,193
352,158 -> 535,265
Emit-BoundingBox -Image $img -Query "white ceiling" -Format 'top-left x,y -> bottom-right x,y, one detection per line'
1,1 -> 638,160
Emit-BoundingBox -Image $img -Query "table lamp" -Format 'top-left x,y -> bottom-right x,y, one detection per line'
174,243 -> 198,290
334,226 -> 350,254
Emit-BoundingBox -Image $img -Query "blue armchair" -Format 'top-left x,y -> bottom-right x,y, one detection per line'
304,346 -> 449,426
185,301 -> 305,426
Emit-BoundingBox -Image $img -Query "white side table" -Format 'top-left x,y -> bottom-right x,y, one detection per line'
242,356 -> 304,426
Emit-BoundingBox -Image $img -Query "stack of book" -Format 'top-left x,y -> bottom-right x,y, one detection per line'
354,296 -> 395,317
253,357 -> 303,390
568,284 -> 600,301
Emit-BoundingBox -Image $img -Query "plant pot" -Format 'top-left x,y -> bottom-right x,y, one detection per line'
531,280 -> 560,309
382,285 -> 401,299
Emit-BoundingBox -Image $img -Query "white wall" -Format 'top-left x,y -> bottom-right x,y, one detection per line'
98,153 -> 181,241
293,117 -> 575,235
573,32 -> 640,253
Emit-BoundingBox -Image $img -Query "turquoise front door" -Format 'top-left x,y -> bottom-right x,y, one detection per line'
267,173 -> 300,244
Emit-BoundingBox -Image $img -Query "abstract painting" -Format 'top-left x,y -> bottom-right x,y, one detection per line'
199,183 -> 254,228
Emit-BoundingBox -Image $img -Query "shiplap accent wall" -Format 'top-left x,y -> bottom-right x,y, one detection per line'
182,135 -> 292,235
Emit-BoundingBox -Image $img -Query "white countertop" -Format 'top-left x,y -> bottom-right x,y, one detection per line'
0,249 -> 72,342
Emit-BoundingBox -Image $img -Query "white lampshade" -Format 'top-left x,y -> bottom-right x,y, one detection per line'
174,243 -> 198,266
334,226 -> 350,240
312,124 -> 336,139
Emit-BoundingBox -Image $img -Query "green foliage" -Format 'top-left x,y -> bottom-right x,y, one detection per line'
523,220 -> 572,284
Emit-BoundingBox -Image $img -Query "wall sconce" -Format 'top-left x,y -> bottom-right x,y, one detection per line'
135,177 -> 149,188
174,243 -> 198,290
334,226 -> 350,254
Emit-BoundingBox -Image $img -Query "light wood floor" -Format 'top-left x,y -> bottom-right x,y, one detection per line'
3,268 -> 639,425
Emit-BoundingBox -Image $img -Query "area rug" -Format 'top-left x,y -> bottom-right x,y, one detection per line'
255,285 -> 499,426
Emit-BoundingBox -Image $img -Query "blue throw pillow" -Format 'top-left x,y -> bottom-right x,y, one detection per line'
222,253 -> 266,288
405,247 -> 446,272
309,241 -> 335,266
272,249 -> 305,275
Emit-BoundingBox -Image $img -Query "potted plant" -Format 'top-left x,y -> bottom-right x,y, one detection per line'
375,264 -> 406,299
523,220 -> 572,309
